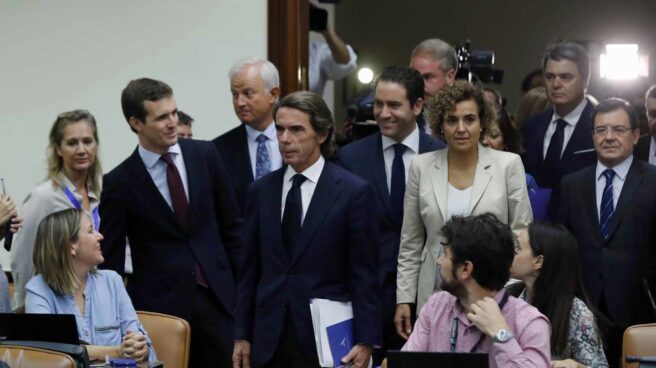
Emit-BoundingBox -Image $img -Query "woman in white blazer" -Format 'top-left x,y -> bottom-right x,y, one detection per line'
394,81 -> 533,339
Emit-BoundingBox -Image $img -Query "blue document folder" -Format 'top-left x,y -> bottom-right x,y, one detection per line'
326,318 -> 354,367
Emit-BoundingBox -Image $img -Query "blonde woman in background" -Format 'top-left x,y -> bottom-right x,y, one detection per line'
10,109 -> 102,311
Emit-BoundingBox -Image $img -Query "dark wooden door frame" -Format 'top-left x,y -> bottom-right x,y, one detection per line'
268,0 -> 309,97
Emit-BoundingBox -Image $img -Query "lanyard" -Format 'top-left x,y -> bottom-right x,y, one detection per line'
63,186 -> 99,230
450,291 -> 509,353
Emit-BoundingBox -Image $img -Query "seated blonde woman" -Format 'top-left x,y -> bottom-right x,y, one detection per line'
25,208 -> 157,364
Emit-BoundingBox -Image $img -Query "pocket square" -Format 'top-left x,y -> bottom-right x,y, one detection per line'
573,148 -> 595,154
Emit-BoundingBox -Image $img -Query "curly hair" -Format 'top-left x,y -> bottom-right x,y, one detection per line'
425,80 -> 496,141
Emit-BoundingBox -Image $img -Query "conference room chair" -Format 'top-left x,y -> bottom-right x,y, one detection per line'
137,310 -> 191,368
0,344 -> 76,368
623,323 -> 656,368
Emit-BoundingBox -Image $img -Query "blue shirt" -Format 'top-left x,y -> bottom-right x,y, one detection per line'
25,269 -> 157,363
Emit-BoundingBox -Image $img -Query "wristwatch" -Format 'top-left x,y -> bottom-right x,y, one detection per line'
492,329 -> 514,343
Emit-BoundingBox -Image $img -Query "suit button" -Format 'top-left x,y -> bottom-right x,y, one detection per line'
280,302 -> 286,307
288,272 -> 294,279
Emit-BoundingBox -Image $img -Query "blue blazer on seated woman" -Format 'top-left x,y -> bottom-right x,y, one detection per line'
25,208 -> 157,364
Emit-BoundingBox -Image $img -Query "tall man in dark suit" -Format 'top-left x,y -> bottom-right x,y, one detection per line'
523,41 -> 597,188
555,98 -> 656,367
213,58 -> 282,210
100,78 -> 243,367
635,84 -> 656,164
232,91 -> 381,368
339,66 -> 445,356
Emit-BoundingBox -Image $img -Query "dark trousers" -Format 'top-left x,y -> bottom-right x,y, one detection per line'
188,285 -> 234,368
263,311 -> 320,368
373,282 -> 408,366
598,292 -> 624,368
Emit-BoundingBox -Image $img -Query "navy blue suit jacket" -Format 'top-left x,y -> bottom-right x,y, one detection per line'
338,130 -> 445,286
635,135 -> 652,163
555,159 -> 656,327
235,161 -> 382,364
212,125 -> 253,211
522,101 -> 597,188
99,139 -> 243,322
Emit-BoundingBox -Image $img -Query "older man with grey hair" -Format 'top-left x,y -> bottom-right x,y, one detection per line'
213,58 -> 283,210
410,38 -> 458,98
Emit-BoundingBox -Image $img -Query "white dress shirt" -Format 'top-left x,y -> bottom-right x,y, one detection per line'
309,41 -> 358,95
542,98 -> 588,159
245,122 -> 283,178
649,137 -> 656,166
381,124 -> 420,193
280,155 -> 325,225
138,143 -> 189,209
595,155 -> 633,218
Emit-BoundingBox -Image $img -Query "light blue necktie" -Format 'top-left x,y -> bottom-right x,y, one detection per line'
599,169 -> 615,240
255,134 -> 271,179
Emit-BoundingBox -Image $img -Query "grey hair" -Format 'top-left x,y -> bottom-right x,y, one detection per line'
542,41 -> 590,83
411,38 -> 458,73
228,57 -> 280,91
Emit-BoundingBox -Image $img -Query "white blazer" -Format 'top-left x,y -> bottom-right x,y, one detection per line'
396,145 -> 533,312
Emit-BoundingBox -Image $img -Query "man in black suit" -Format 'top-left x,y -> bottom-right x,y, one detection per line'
213,58 -> 282,210
635,84 -> 656,164
339,66 -> 444,358
232,91 -> 381,368
522,41 -> 597,188
556,98 -> 656,367
100,78 -> 243,367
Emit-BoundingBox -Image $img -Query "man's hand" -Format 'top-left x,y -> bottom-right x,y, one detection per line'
232,340 -> 251,368
466,297 -> 510,338
551,359 -> 586,368
394,303 -> 413,339
340,344 -> 372,368
121,330 -> 149,362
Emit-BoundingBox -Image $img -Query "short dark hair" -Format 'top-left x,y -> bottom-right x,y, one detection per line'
375,66 -> 424,106
482,86 -> 503,108
273,91 -> 336,157
542,41 -> 590,82
440,213 -> 515,291
645,84 -> 656,101
177,110 -> 194,126
521,69 -> 543,93
591,97 -> 638,130
121,78 -> 173,131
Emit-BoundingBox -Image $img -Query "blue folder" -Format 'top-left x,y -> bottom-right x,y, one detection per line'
326,318 -> 354,367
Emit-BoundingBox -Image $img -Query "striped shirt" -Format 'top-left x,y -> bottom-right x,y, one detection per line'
403,290 -> 551,368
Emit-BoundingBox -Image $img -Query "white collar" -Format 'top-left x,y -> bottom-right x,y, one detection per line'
138,143 -> 182,169
596,155 -> 633,181
283,155 -> 325,184
381,123 -> 420,153
245,122 -> 276,143
550,98 -> 588,127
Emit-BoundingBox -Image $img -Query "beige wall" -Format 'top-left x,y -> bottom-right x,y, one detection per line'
0,0 -> 267,268
334,0 -> 656,121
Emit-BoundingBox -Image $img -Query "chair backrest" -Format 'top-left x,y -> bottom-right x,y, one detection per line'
137,310 -> 191,368
0,344 -> 76,368
623,323 -> 656,368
